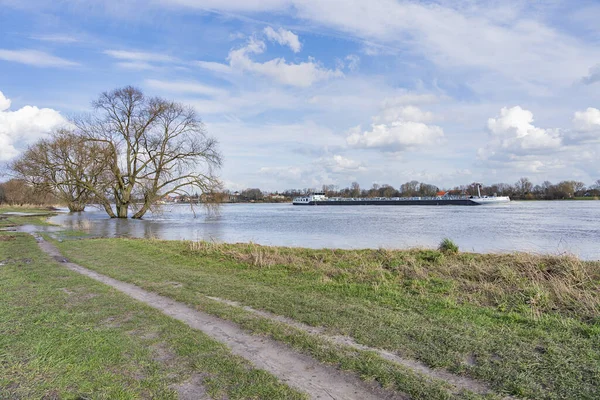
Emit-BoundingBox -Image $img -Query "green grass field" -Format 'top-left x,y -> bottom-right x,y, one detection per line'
53,238 -> 600,400
0,232 -> 304,399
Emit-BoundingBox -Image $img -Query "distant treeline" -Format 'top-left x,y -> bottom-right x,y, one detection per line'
2,177 -> 599,207
0,179 -> 58,206
228,178 -> 600,202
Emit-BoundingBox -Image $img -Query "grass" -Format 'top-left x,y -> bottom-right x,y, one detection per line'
0,204 -> 59,213
0,233 -> 305,399
53,238 -> 600,399
0,206 -> 58,228
438,238 -> 459,254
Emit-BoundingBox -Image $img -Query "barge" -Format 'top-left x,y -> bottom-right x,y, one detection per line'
293,190 -> 510,206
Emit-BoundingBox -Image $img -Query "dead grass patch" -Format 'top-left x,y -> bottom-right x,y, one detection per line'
171,373 -> 209,400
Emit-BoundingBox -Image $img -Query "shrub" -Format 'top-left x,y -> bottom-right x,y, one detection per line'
438,238 -> 459,254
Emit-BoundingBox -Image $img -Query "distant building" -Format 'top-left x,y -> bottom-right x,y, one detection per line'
229,191 -> 240,202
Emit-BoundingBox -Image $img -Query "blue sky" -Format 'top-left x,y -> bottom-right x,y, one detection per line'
1,0 -> 600,191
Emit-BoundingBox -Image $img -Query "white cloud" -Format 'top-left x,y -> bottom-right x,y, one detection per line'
258,154 -> 366,188
104,50 -> 182,71
381,93 -> 441,107
259,166 -> 303,181
0,91 -> 11,112
573,108 -> 600,131
145,79 -> 226,97
153,0 -> 600,92
347,104 -> 443,152
374,105 -> 433,124
263,26 -> 301,53
0,90 -> 67,161
566,107 -> 600,144
486,106 -> 562,152
345,54 -> 360,71
188,88 -> 302,116
324,154 -> 365,172
0,49 -> 79,67
477,106 -> 600,180
161,0 -> 289,13
30,34 -> 79,43
115,61 -> 158,70
347,121 -> 444,152
198,37 -> 343,87
195,60 -> 234,74
103,49 -> 177,63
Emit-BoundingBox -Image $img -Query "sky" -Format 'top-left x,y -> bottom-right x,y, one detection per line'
1,0 -> 599,191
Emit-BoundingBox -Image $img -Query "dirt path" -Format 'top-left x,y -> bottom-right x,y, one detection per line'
204,296 -> 492,395
35,235 -> 403,400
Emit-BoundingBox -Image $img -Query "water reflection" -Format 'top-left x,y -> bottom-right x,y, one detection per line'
49,202 -> 600,260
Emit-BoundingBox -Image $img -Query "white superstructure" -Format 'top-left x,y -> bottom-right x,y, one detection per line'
469,184 -> 510,204
293,192 -> 327,204
469,195 -> 510,204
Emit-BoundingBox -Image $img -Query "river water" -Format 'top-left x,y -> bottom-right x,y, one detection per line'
49,201 -> 600,260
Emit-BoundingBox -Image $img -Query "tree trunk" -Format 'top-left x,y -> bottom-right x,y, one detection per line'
116,203 -> 129,218
101,201 -> 116,218
132,203 -> 152,219
68,202 -> 85,212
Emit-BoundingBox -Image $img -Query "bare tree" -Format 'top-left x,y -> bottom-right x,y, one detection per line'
11,129 -> 109,212
350,181 -> 360,197
515,177 -> 533,197
0,179 -> 55,206
75,86 -> 222,219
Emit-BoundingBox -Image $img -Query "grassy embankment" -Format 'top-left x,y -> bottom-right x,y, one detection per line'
54,237 -> 600,400
0,213 -> 304,399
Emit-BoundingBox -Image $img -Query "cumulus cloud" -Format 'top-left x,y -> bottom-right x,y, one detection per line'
0,90 -> 67,161
476,106 -> 584,177
478,106 -> 600,178
567,107 -> 600,143
0,92 -> 11,111
0,49 -> 79,67
486,106 -> 562,152
573,108 -> 600,131
198,37 -> 343,87
347,104 -> 443,152
263,26 -> 301,52
323,154 -> 365,172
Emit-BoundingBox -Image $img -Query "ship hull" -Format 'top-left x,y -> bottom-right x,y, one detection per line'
293,199 -> 479,206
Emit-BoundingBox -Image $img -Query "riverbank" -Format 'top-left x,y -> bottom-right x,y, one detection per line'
2,209 -> 599,399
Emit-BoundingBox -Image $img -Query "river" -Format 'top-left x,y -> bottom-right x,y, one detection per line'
49,201 -> 600,260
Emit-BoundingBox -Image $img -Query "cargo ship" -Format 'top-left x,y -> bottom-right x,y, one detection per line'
292,188 -> 510,206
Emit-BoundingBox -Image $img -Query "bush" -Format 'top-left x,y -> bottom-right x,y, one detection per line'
438,238 -> 459,254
